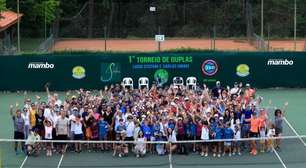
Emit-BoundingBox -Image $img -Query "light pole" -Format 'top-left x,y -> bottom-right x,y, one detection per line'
294,0 -> 297,51
261,0 -> 264,39
17,0 -> 20,53
44,3 -> 47,40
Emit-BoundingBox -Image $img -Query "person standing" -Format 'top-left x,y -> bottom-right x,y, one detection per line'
10,104 -> 25,155
274,102 -> 288,150
56,110 -> 69,154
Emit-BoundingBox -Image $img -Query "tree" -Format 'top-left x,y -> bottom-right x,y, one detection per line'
0,0 -> 6,13
33,0 -> 59,24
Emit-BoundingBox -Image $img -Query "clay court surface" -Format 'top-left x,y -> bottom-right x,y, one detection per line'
269,40 -> 305,51
52,39 -> 256,52
52,38 -> 306,52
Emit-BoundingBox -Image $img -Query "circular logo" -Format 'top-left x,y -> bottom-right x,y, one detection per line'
72,66 -> 86,79
201,59 -> 218,76
236,64 -> 250,77
154,69 -> 169,86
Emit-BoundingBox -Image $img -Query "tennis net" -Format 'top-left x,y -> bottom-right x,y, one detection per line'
1,135 -> 306,168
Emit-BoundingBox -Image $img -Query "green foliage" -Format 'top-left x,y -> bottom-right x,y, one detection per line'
33,0 -> 59,24
0,0 -> 6,12
4,0 -> 306,38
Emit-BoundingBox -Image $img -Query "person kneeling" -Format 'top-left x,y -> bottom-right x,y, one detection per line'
25,129 -> 41,156
134,131 -> 146,158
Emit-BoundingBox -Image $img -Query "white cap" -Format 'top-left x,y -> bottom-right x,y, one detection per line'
219,117 -> 224,120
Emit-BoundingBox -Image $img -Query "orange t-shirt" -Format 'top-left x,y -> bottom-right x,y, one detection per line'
258,116 -> 266,129
250,118 -> 260,133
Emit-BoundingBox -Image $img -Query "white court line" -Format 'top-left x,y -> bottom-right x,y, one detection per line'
272,147 -> 287,168
57,154 -> 64,168
57,145 -> 68,168
283,117 -> 306,147
19,155 -> 28,168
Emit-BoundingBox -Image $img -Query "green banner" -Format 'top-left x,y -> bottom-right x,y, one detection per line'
0,52 -> 305,91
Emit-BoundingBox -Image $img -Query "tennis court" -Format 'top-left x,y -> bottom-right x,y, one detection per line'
1,88 -> 306,168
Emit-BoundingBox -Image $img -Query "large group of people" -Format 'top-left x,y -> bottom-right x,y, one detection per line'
10,81 -> 288,158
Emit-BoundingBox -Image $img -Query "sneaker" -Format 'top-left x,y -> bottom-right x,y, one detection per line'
200,152 -> 204,157
229,153 -> 231,157
213,153 -> 216,157
205,153 -> 208,157
49,151 -> 52,156
136,154 -> 140,158
238,152 -> 241,156
232,152 -> 236,156
217,154 -> 221,158
119,154 -> 122,158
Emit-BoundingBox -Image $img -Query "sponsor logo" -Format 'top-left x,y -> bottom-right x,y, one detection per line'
27,62 -> 54,69
154,69 -> 169,87
236,64 -> 250,77
267,59 -> 294,66
72,66 -> 86,79
201,59 -> 218,76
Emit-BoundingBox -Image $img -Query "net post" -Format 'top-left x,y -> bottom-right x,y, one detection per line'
169,142 -> 173,168
158,26 -> 161,52
104,26 -> 107,52
0,148 -> 2,168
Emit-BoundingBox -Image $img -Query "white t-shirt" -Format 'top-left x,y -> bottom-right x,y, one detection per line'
230,87 -> 240,95
126,121 -> 135,138
73,122 -> 83,135
55,99 -> 62,106
45,126 -> 53,140
201,127 -> 209,140
168,131 -> 177,142
267,128 -> 275,137
135,137 -> 146,152
234,130 -> 241,140
44,108 -> 51,120
22,112 -> 30,126
69,115 -> 76,132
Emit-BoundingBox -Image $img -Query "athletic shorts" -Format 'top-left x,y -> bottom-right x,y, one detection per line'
74,134 -> 83,140
201,141 -> 209,146
275,127 -> 283,135
14,131 -> 25,140
249,132 -> 258,138
224,141 -> 232,147
99,135 -> 107,140
57,135 -> 68,145
125,137 -> 134,141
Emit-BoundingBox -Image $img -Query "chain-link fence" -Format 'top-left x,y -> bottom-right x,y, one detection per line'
2,0 -> 306,53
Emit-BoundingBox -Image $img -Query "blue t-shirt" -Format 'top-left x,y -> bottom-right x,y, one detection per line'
120,106 -> 126,114
141,124 -> 152,139
189,123 -> 196,137
224,127 -> 234,139
98,120 -> 108,136
242,109 -> 253,124
215,127 -> 224,139
153,123 -> 161,135
115,124 -> 126,134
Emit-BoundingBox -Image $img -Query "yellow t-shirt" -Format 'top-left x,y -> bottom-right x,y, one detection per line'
30,109 -> 36,127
